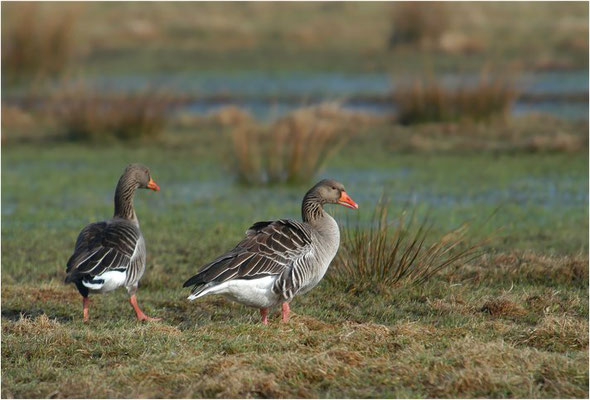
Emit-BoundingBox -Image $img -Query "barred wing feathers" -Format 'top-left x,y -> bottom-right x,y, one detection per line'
183,219 -> 313,289
65,219 -> 140,282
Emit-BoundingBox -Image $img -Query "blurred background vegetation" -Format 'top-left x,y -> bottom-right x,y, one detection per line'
2,2 -> 588,153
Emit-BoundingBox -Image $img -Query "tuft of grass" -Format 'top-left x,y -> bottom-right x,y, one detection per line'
512,315 -> 589,352
230,103 -> 351,185
394,71 -> 518,125
388,2 -> 449,48
1,105 -> 37,139
2,3 -> 78,83
6,314 -> 62,336
481,297 -> 526,317
49,83 -> 178,142
328,199 -> 489,291
211,106 -> 255,127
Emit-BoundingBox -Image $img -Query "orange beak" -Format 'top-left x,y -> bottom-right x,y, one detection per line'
338,191 -> 358,209
147,177 -> 159,191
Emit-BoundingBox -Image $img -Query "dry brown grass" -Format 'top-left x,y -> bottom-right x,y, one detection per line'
481,297 -> 526,317
171,106 -> 255,132
388,2 -> 449,49
394,71 -> 518,125
2,290 -> 587,398
1,105 -> 37,141
2,3 -> 79,82
49,83 -> 178,141
449,251 -> 589,287
512,315 -> 589,352
328,199 -> 489,291
427,296 -> 476,316
525,132 -> 587,153
4,314 -> 62,336
368,114 -> 588,154
230,103 -> 354,185
211,105 -> 255,127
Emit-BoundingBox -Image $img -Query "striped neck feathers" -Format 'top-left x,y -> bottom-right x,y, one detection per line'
113,173 -> 139,222
301,190 -> 327,224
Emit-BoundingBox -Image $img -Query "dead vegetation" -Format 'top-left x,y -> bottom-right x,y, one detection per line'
481,297 -> 526,317
374,113 -> 588,153
2,3 -> 79,82
210,105 -> 255,127
445,251 -> 589,287
2,268 -> 587,398
512,315 -> 589,352
229,103 -> 359,185
388,2 -> 449,49
394,70 -> 518,125
4,314 -> 62,336
48,83 -> 178,142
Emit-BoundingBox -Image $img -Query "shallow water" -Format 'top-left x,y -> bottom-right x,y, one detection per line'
78,70 -> 589,121
87,70 -> 588,97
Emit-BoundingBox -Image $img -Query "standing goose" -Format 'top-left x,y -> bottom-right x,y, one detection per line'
183,179 -> 358,324
65,164 -> 160,322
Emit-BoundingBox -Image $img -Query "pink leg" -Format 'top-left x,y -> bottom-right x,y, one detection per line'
82,297 -> 90,322
281,302 -> 290,323
260,308 -> 269,325
129,295 -> 161,322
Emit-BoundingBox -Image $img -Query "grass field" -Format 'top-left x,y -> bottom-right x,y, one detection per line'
2,2 -> 588,398
2,123 -> 588,397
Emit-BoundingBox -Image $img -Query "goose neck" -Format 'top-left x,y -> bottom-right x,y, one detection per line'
113,174 -> 139,223
301,191 -> 326,224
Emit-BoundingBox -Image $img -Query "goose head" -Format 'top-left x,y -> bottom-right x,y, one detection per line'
311,179 -> 358,209
124,163 -> 159,191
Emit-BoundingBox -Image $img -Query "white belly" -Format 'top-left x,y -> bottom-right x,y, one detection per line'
82,270 -> 127,293
190,276 -> 280,308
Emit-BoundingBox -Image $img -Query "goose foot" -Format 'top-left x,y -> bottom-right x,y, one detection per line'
129,295 -> 161,322
260,308 -> 269,325
281,302 -> 290,323
82,297 -> 90,322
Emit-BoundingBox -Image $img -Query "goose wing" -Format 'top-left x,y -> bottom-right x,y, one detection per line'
183,219 -> 313,288
65,219 -> 140,282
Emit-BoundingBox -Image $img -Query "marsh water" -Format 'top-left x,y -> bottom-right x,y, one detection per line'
83,70 -> 589,121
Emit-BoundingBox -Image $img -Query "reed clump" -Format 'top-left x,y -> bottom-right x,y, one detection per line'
230,103 -> 353,185
50,83 -> 177,142
388,2 -> 449,48
329,199 -> 489,291
394,73 -> 517,125
2,3 -> 78,83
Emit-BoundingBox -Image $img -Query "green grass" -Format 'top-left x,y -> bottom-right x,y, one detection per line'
2,127 -> 588,397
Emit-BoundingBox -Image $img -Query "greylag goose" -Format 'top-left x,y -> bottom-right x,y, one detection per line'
65,164 -> 161,322
183,179 -> 358,324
